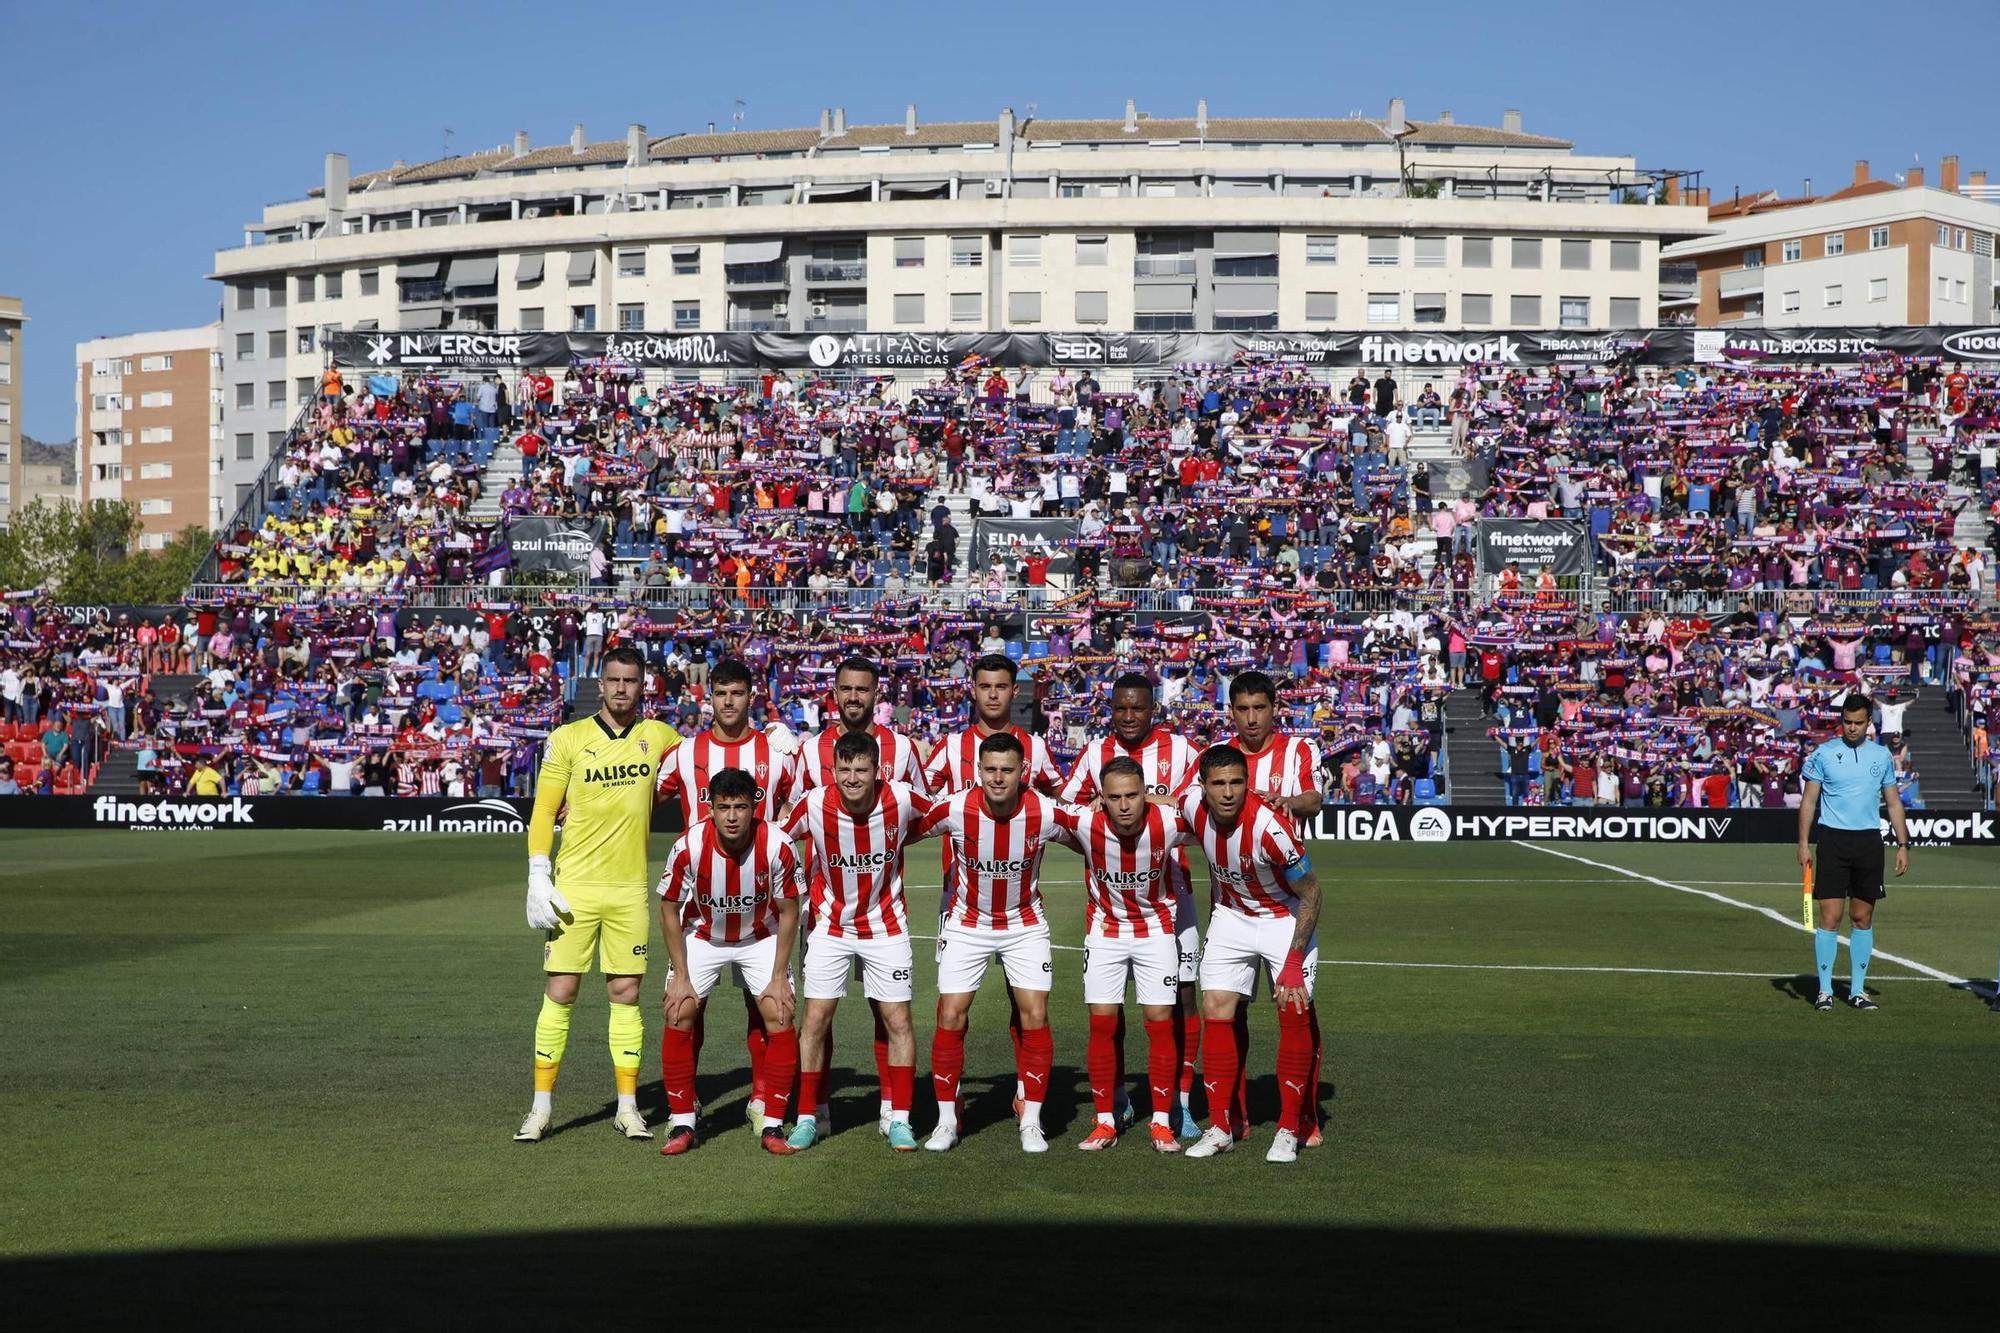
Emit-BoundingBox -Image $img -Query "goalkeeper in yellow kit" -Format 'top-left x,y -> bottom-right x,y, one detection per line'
514,646 -> 681,1143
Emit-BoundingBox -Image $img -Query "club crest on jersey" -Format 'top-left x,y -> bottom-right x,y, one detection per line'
637,739 -> 649,756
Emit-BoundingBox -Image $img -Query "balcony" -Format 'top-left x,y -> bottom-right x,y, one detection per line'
399,280 -> 446,304
1718,266 -> 1764,298
804,317 -> 866,332
723,262 -> 786,286
1134,255 -> 1196,277
727,318 -> 783,332
1658,262 -> 1698,304
803,260 -> 867,283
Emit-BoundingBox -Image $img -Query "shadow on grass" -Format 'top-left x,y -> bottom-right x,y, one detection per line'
5,1224 -> 1987,1327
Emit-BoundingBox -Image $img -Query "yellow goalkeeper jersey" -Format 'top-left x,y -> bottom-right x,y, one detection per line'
530,714 -> 682,890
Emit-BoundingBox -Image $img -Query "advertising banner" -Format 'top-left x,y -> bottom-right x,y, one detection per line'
0,795 -> 691,834
503,517 -> 607,574
969,517 -> 1083,574
1475,519 -> 1591,575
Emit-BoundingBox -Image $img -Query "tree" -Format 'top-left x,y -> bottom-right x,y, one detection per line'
0,499 -> 207,603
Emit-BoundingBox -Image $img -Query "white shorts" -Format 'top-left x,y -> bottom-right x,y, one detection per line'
803,929 -> 914,1002
1082,928 -> 1181,1007
1173,889 -> 1200,987
1199,906 -> 1318,1002
665,933 -> 783,1001
934,921 -> 1053,996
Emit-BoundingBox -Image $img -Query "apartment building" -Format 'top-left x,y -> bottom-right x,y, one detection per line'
0,295 -> 24,527
75,325 -> 222,546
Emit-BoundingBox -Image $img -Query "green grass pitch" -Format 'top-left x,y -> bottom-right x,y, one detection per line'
2,830 -> 1996,1326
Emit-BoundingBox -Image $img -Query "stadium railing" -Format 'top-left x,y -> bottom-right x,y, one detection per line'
194,397 -> 323,585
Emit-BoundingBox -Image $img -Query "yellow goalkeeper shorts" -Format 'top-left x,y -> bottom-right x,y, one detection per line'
541,883 -> 651,977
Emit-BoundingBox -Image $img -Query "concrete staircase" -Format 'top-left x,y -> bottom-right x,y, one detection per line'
468,440 -> 522,524
1908,435 -> 1992,556
1898,686 -> 1982,806
89,749 -> 143,796
568,676 -> 601,724
1442,688 -> 1507,803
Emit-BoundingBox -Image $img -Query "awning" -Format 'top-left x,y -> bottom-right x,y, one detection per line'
400,309 -> 449,330
808,185 -> 871,203
1134,284 -> 1194,313
355,319 -> 380,331
515,253 -> 545,282
397,258 -> 442,280
1214,282 -> 1279,313
1213,230 -> 1279,257
724,239 -> 784,264
445,256 -> 498,289
565,251 -> 597,282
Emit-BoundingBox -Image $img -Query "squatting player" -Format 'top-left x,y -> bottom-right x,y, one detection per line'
1798,693 -> 1910,1011
912,732 -> 1073,1154
1180,744 -> 1324,1164
1062,672 -> 1203,1137
656,768 -> 803,1156
515,646 -> 681,1144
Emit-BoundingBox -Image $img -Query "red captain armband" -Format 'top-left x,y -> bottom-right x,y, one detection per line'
1276,949 -> 1307,991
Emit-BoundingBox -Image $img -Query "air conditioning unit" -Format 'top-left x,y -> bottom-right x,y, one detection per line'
810,301 -> 829,318
984,178 -> 1004,196
522,205 -> 542,219
773,302 -> 789,317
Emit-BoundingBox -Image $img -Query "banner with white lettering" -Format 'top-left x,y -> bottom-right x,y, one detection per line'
969,517 -> 1083,575
1475,519 -> 1591,576
503,517 -> 607,574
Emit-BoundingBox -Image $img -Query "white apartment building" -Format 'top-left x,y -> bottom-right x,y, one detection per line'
0,295 -> 24,527
209,100 -> 1711,517
75,325 -> 222,543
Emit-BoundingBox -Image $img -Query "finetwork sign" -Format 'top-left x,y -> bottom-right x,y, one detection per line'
94,796 -> 257,829
1359,334 -> 1522,365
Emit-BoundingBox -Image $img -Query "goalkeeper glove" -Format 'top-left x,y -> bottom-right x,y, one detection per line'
526,855 -> 571,930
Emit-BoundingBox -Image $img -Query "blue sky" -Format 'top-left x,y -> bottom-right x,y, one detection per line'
4,0 -> 1996,440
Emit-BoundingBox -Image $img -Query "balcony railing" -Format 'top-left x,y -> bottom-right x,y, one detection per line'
803,260 -> 867,282
727,318 -> 783,332
723,262 -> 786,285
1134,256 -> 1196,277
804,317 -> 867,332
1718,266 -> 1763,298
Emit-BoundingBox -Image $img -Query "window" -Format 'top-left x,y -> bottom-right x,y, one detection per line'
673,301 -> 700,331
1560,239 -> 1591,270
571,305 -> 597,331
1869,226 -> 1890,250
234,284 -> 256,311
360,269 -> 380,296
1511,238 -> 1542,269
1304,291 -> 1338,322
267,430 -> 285,452
268,330 -> 286,359
672,247 -> 701,276
1367,235 -> 1400,266
1937,275 -> 1950,300
296,275 -> 314,302
1413,292 -> 1446,325
235,432 -> 255,460
1823,284 -> 1843,309
1007,234 -> 1043,267
1007,290 -> 1042,323
1213,253 -> 1277,278
893,237 -> 925,268
613,249 -> 646,279
1462,237 -> 1493,268
324,271 -> 343,300
1955,278 -> 1969,301
1742,247 -> 1764,268
519,307 -> 545,331
1510,294 -> 1542,326
1306,235 -> 1339,264
1075,235 -> 1108,267
1824,233 -> 1845,257
140,354 -> 174,373
1936,223 -> 1950,246
296,377 -> 313,402
1954,228 -> 1968,250
893,293 -> 925,325
1462,293 -> 1493,324
1781,290 -> 1801,314
950,236 -> 983,268
1781,239 -> 1802,263
1557,296 -> 1588,327
267,380 -> 285,407
140,462 -> 174,480
295,326 -> 315,354
949,292 -> 982,324
1609,297 -> 1640,326
1868,277 -> 1888,302
1414,236 -> 1447,268
617,303 -> 645,331
1074,290 -> 1108,324
235,332 -> 255,361
137,390 -> 171,408
139,498 -> 172,516
1610,240 -> 1641,271
1366,292 -> 1400,324
267,278 -> 286,307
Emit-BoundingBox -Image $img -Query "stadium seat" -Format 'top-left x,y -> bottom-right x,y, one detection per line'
1412,778 -> 1440,805
1004,641 -> 1024,662
1026,641 -> 1049,658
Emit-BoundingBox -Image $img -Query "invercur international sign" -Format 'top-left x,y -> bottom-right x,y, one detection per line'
1474,518 -> 1591,576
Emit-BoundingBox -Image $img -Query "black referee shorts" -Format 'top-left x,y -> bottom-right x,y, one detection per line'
1814,827 -> 1887,903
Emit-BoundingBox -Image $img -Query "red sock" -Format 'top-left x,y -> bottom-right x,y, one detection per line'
1179,1008 -> 1202,1100
660,1026 -> 697,1117
757,1028 -> 798,1123
1276,1005 -> 1315,1134
1144,1019 -> 1179,1117
1303,1003 -> 1323,1133
798,1066 -> 826,1119
1020,1025 -> 1054,1104
888,1062 -> 915,1115
1201,1017 -> 1239,1132
930,1025 -> 966,1113
1232,1008 -> 1252,1131
872,1013 -> 892,1106
745,1000 -> 768,1098
1086,1013 -> 1120,1116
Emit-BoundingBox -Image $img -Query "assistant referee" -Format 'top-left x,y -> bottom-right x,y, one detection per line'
1797,693 -> 1909,1012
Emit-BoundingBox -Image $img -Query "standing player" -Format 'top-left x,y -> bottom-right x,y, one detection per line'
1062,672 -> 1203,1138
1179,744 -> 1324,1164
515,646 -> 682,1144
1223,669 -> 1326,1145
654,659 -> 799,1128
1065,756 -> 1194,1153
791,655 -> 928,1134
1798,693 -> 1910,1011
656,768 -> 803,1156
912,733 -> 1073,1154
779,732 -> 931,1152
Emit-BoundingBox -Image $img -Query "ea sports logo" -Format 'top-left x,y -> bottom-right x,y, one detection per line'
808,335 -> 843,367
1410,808 -> 1451,842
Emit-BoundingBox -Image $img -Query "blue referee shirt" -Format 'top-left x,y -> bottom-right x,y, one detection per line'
1801,737 -> 1894,830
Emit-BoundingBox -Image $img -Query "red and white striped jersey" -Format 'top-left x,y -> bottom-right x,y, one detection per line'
1230,732 -> 1322,831
924,724 -> 1063,796
914,789 -> 1075,930
1060,728 -> 1200,804
779,780 -> 930,939
1063,803 -> 1194,938
1176,789 -> 1311,920
795,724 -> 929,797
654,729 -> 796,824
657,817 -> 803,944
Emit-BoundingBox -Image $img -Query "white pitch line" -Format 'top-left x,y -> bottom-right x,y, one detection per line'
1517,843 -> 1995,1000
